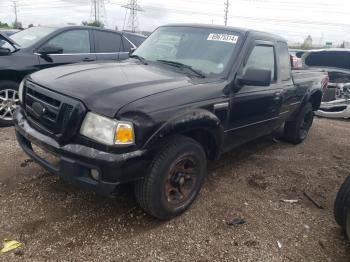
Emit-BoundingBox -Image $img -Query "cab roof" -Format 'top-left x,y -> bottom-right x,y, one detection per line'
162,23 -> 287,43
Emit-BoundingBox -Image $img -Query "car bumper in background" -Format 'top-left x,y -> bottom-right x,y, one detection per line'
316,99 -> 350,119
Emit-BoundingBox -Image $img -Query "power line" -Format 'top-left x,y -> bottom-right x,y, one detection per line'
224,0 -> 229,26
122,0 -> 143,32
90,0 -> 107,24
13,0 -> 18,24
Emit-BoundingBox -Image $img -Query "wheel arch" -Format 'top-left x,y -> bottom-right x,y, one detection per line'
0,70 -> 25,85
143,109 -> 224,160
308,90 -> 323,111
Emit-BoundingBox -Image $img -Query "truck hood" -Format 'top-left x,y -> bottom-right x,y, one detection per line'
28,60 -> 192,117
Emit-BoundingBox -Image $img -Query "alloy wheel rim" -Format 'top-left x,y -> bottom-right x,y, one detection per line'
0,89 -> 19,121
164,155 -> 198,206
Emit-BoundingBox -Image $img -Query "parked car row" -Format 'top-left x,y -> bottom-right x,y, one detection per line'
0,25 -> 146,126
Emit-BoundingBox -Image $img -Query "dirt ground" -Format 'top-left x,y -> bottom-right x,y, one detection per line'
1,117 -> 350,261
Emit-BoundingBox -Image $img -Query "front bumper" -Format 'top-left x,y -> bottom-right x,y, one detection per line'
14,109 -> 148,197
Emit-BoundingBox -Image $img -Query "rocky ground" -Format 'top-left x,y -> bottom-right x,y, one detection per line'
1,117 -> 350,261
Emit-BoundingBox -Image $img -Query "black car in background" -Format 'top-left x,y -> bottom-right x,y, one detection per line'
0,26 -> 146,126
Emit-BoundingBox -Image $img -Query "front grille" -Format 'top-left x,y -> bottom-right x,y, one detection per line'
24,81 -> 86,142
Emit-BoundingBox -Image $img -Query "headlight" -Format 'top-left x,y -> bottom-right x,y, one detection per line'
80,112 -> 135,146
18,80 -> 25,103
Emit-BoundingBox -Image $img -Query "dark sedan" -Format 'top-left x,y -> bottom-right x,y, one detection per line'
0,26 -> 145,126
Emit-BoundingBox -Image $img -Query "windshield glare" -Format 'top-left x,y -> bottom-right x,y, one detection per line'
0,26 -> 56,50
134,26 -> 240,76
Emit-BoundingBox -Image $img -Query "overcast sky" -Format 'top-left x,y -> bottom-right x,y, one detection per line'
0,0 -> 349,45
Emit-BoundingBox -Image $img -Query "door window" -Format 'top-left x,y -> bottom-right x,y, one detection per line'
94,31 -> 122,53
243,45 -> 276,81
44,30 -> 90,54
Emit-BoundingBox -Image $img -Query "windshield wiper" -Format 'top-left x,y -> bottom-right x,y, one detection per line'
130,54 -> 148,65
157,60 -> 206,78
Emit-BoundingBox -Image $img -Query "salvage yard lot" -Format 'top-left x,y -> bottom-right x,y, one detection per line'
1,118 -> 350,261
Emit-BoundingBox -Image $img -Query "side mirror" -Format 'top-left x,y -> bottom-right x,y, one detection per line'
0,47 -> 11,56
129,47 -> 136,55
38,45 -> 63,56
237,68 -> 272,87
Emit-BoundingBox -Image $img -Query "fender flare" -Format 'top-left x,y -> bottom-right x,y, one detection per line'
143,109 -> 224,157
302,89 -> 323,110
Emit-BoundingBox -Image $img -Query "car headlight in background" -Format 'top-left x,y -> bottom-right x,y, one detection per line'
80,112 -> 135,146
18,80 -> 25,103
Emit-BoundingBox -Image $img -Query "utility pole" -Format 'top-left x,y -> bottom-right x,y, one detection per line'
94,0 -> 97,21
89,0 -> 107,25
224,0 -> 229,26
13,0 -> 18,26
122,0 -> 143,33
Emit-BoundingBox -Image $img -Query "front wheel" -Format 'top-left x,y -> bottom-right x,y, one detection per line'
283,102 -> 314,144
134,136 -> 207,220
0,81 -> 20,127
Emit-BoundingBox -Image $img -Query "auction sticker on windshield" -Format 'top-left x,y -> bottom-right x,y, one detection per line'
207,34 -> 239,44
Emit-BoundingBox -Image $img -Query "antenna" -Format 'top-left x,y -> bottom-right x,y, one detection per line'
224,0 -> 229,26
122,0 -> 143,32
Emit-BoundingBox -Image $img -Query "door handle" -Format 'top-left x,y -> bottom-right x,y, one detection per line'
83,58 -> 95,62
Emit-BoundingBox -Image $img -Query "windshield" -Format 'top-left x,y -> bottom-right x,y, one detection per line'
133,26 -> 241,76
0,26 -> 56,50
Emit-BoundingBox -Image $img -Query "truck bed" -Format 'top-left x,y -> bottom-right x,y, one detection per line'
292,69 -> 328,86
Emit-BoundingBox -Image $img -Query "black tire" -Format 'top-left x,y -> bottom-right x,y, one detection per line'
134,135 -> 207,220
0,80 -> 20,127
346,209 -> 350,239
283,102 -> 314,144
334,176 -> 350,229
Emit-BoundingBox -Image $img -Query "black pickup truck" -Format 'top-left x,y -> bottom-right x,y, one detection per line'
14,24 -> 328,220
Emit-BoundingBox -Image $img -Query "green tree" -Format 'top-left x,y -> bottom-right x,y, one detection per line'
82,21 -> 104,28
0,21 -> 10,29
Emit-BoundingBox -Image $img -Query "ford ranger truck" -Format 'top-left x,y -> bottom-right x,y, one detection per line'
14,24 -> 328,220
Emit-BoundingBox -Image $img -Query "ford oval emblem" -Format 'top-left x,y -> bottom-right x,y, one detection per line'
32,102 -> 46,117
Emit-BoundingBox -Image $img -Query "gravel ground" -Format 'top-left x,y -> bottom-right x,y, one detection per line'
0,117 -> 350,261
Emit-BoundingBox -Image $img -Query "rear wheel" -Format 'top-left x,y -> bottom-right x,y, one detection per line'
134,136 -> 207,220
284,102 -> 314,144
0,81 -> 20,127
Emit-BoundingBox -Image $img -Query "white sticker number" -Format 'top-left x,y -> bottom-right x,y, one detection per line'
207,34 -> 239,44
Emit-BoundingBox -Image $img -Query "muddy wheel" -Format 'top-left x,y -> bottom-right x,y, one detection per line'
0,81 -> 20,127
284,102 -> 314,144
134,136 -> 207,220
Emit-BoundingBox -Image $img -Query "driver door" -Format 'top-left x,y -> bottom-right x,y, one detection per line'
225,41 -> 283,149
36,29 -> 96,70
